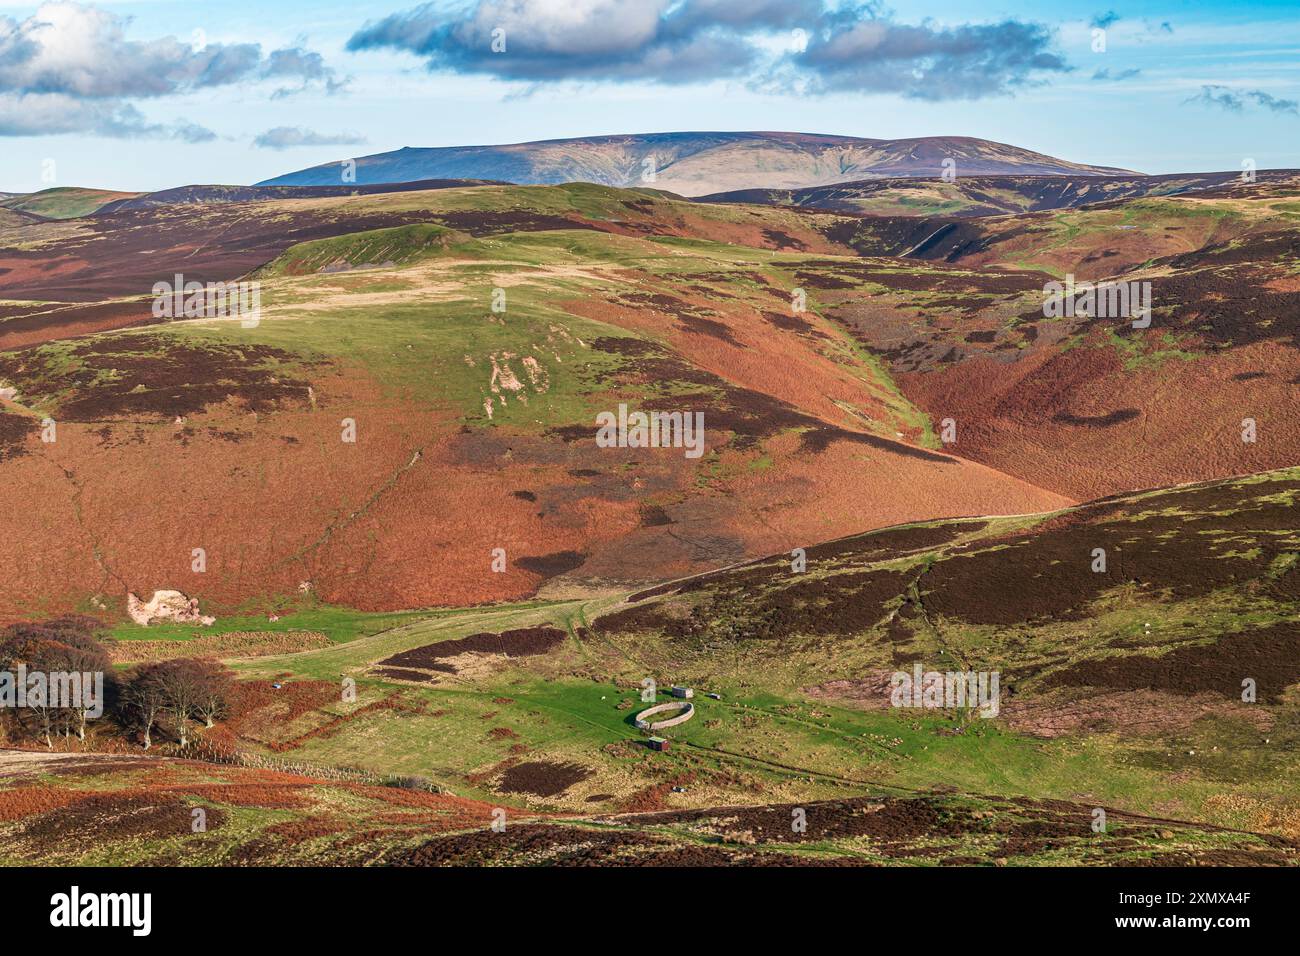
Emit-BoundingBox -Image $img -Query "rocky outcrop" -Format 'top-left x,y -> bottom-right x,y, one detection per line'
127,590 -> 215,627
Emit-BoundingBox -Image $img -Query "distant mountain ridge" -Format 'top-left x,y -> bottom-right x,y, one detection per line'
95,179 -> 504,215
258,131 -> 1136,196
698,171 -> 1253,218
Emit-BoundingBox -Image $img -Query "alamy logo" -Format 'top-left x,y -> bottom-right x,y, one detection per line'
0,666 -> 104,717
1043,274 -> 1151,328
152,273 -> 261,327
890,664 -> 1001,718
595,403 -> 705,459
50,886 -> 151,936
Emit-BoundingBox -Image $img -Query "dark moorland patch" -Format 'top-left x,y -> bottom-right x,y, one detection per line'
1040,622 -> 1300,702
0,411 -> 35,460
16,793 -> 227,846
375,626 -> 568,673
1050,409 -> 1141,427
0,335 -> 313,421
515,551 -> 587,579
496,761 -> 593,797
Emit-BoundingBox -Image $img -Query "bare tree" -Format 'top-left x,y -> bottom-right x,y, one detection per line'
51,629 -> 114,742
153,659 -> 213,747
24,657 -> 59,750
0,617 -> 119,747
122,663 -> 169,750
190,662 -> 236,729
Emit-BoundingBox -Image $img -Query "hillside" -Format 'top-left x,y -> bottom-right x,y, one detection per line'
4,746 -> 1292,866
811,173 -> 1300,499
700,171 -> 1253,218
0,180 -> 858,306
0,160 -> 1297,871
0,182 -> 1071,619
94,179 -> 504,215
6,470 -> 1295,867
0,187 -> 139,220
598,468 -> 1300,715
258,131 -> 1134,196
0,207 -> 42,230
2,172 -> 1298,618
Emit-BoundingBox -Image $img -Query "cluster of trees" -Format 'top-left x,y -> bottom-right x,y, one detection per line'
121,658 -> 235,749
0,616 -> 237,750
0,617 -> 113,747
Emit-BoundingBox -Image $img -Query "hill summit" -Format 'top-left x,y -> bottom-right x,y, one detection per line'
257,131 -> 1135,196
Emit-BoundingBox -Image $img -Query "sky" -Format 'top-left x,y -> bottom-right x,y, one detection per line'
1,0 -> 1298,192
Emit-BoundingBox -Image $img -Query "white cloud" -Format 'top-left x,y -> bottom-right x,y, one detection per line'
0,1 -> 343,136
252,125 -> 368,149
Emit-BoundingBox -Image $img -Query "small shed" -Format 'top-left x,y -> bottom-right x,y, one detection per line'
647,736 -> 670,752
670,686 -> 694,699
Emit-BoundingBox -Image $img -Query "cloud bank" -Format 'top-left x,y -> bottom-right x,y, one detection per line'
0,1 -> 344,137
347,0 -> 1070,99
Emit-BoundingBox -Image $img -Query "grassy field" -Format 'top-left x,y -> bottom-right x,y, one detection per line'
212,599 -> 1299,833
172,472 -> 1298,838
0,187 -> 138,220
107,602 -> 453,644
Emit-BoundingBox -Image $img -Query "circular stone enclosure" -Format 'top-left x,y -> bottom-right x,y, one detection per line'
634,701 -> 695,731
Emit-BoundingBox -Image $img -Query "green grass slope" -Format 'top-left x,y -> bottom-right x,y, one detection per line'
0,187 -> 140,220
186,469 -> 1300,851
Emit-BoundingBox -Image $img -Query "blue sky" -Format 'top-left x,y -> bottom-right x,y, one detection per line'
1,0 -> 1298,192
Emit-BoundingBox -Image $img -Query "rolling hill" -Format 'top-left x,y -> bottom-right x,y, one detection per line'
1,171 -> 1298,619
805,173 -> 1300,499
93,179 -> 504,215
0,181 -> 1071,620
0,186 -> 139,220
599,468 -> 1300,713
1,151 -> 1298,871
258,131 -> 1135,196
700,171 -> 1254,218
